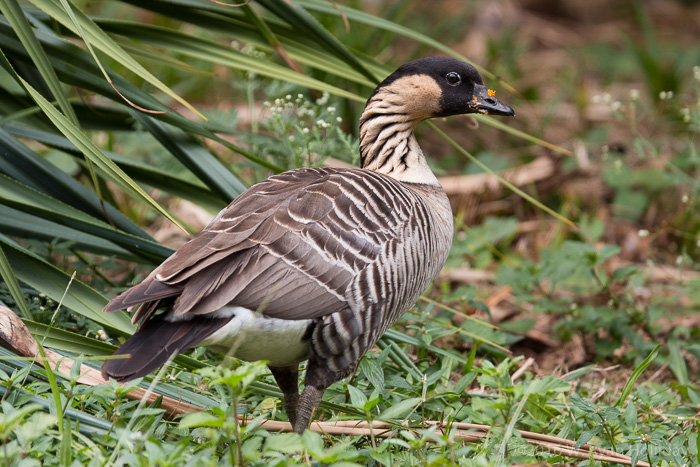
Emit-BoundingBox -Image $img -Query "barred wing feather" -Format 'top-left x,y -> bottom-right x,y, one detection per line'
104,167 -> 414,323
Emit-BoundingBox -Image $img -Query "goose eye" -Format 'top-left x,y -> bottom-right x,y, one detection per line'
446,72 -> 461,85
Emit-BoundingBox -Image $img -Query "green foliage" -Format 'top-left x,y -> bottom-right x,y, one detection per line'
0,0 -> 699,465
1,339 -> 698,465
254,92 -> 357,170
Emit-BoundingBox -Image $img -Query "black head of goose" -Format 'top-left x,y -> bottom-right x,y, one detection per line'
102,57 -> 514,433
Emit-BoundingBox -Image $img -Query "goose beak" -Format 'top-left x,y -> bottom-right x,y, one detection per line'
469,84 -> 515,117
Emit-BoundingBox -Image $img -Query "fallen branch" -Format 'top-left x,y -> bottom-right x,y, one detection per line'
255,419 -> 648,466
438,156 -> 557,198
0,305 -> 201,417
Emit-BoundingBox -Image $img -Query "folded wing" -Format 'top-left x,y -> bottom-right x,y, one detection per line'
104,167 -> 412,326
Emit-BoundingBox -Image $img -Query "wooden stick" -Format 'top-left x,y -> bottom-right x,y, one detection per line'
0,306 -> 201,416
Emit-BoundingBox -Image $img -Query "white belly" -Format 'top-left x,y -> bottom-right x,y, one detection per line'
198,306 -> 312,367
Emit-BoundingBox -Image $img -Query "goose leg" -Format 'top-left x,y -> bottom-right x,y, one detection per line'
294,358 -> 341,434
294,384 -> 325,434
269,366 -> 300,429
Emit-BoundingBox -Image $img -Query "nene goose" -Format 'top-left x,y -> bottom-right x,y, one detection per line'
102,57 -> 514,433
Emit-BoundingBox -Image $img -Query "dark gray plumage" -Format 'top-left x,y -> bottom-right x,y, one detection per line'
102,57 -> 514,433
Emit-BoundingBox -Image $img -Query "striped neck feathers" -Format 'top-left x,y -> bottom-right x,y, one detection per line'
359,75 -> 442,186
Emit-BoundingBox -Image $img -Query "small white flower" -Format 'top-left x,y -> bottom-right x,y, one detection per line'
629,89 -> 640,101
602,93 -> 612,103
592,95 -> 601,104
288,135 -> 295,142
97,329 -> 107,341
316,92 -> 330,106
676,255 -> 684,265
638,229 -> 649,238
682,195 -> 689,203
611,101 -> 622,111
130,431 -> 144,442
285,94 -> 292,100
681,107 -> 691,122
336,117 -> 343,123
263,101 -> 271,107
327,106 -> 336,113
659,91 -> 673,100
302,128 -> 310,134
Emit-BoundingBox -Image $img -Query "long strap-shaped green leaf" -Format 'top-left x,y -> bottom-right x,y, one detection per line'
0,174 -> 173,263
31,0 -> 206,120
0,49 -> 190,235
97,21 -> 364,102
5,0 -> 111,215
130,111 -> 248,201
256,0 -> 378,82
0,18 -> 283,174
104,2 -> 378,87
297,0 -> 514,92
0,234 -> 133,333
0,0 -> 77,125
0,205 -> 141,260
3,124 -> 226,213
0,243 -> 32,319
0,126 -> 154,240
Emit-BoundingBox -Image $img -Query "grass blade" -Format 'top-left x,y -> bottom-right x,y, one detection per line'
257,0 -> 377,82
0,174 -> 173,263
0,0 -> 78,125
476,115 -> 572,156
429,122 -> 576,227
615,344 -> 661,407
0,244 -> 32,319
0,233 -> 133,334
0,51 -> 190,235
32,0 -> 206,120
0,126 -> 153,240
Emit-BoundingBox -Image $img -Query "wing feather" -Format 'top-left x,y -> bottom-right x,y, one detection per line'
104,167 -> 414,325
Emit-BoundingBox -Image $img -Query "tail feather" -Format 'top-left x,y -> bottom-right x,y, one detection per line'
103,278 -> 183,314
101,315 -> 230,382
